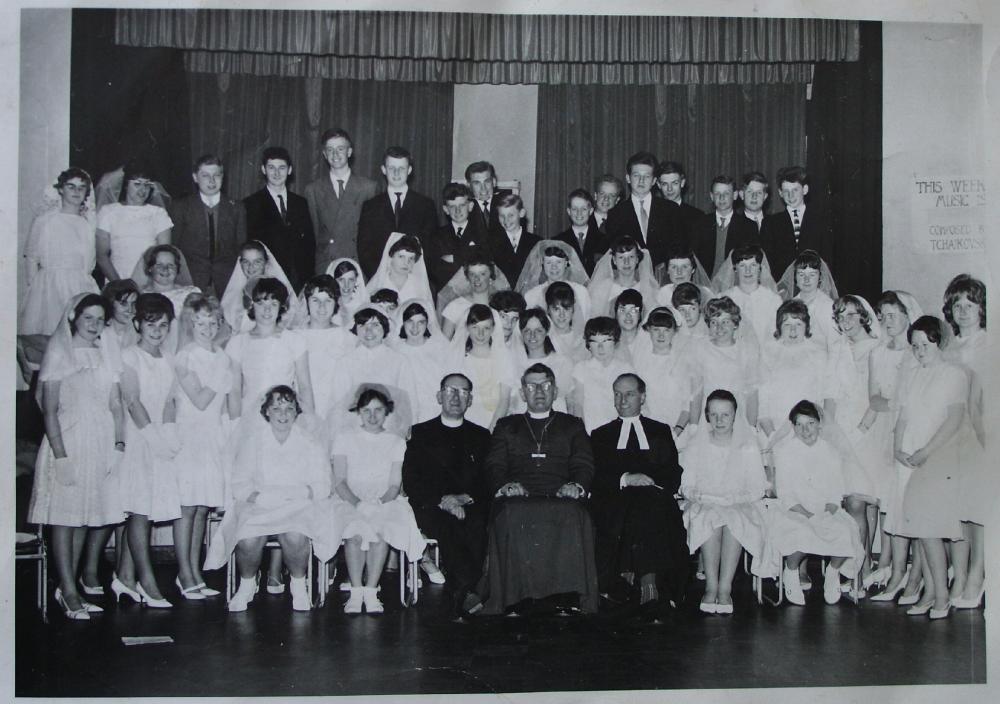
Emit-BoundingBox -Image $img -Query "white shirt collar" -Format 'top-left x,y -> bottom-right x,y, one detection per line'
200,192 -> 221,208
390,185 -> 409,201
440,415 -> 464,428
631,193 -> 652,212
573,225 -> 588,237
266,184 -> 288,199
787,203 -> 805,217
329,170 -> 351,188
716,211 -> 731,226
746,210 -> 764,224
453,221 -> 468,235
507,226 -> 523,248
528,410 -> 551,419
616,415 -> 649,450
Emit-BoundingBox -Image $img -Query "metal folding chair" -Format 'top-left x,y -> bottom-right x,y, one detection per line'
225,538 -> 315,607
16,525 -> 48,622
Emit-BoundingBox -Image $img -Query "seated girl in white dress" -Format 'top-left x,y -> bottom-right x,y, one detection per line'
630,307 -> 697,436
206,386 -> 332,613
511,307 -> 575,414
438,252 -> 512,340
448,304 -> 517,431
392,299 -> 450,424
571,316 -> 635,433
325,257 -> 370,327
544,281 -> 589,362
612,288 -> 645,361
517,240 -> 592,321
680,390 -> 768,614
489,290 -> 527,354
655,245 -> 714,310
366,232 -> 434,305
220,240 -> 297,336
113,293 -> 181,609
331,386 -> 427,614
130,244 -> 201,353
171,293 -> 240,600
762,400 -> 865,606
669,282 -> 710,356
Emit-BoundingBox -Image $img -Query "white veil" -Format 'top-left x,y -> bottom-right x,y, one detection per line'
654,253 -> 713,290
35,169 -> 98,226
588,246 -> 660,317
711,249 -> 780,294
93,166 -> 172,210
777,251 -> 839,302
390,297 -> 446,350
435,261 -> 512,318
220,241 -> 297,333
325,257 -> 371,327
366,232 -> 435,307
129,244 -> 197,292
515,239 -> 590,294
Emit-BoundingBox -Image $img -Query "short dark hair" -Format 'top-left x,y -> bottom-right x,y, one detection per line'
704,389 -> 738,420
664,244 -> 698,270
464,161 -> 497,182
496,193 -> 523,211
567,188 -> 595,208
260,385 -> 302,420
671,282 -> 702,308
775,299 -> 811,339
642,307 -> 677,331
614,288 -> 644,315
400,301 -> 433,339
56,168 -> 92,198
134,292 -> 175,325
247,277 -> 290,321
462,250 -> 496,278
710,174 -> 736,190
101,278 -> 140,306
789,399 -> 821,424
584,316 -> 621,344
741,171 -> 769,192
143,244 -> 181,275
907,315 -> 945,346
705,296 -> 742,329
731,244 -> 765,265
241,240 -> 269,261
489,290 -> 526,315
614,372 -> 646,394
439,373 -> 473,391
370,288 -> 399,307
777,166 -> 808,187
384,146 -> 413,165
543,245 -> 570,261
656,161 -> 685,179
519,307 -> 556,355
352,307 -> 391,336
942,274 -> 986,335
521,362 -> 555,386
793,249 -> 823,272
464,303 -> 495,353
626,151 -> 658,173
193,154 -> 223,173
351,386 -> 395,414
71,294 -> 111,332
320,128 -> 353,147
610,235 -> 643,258
876,290 -> 912,318
388,234 -> 423,261
261,146 -> 292,168
593,174 -> 624,194
332,260 -> 360,280
545,281 -> 576,308
119,158 -> 157,204
443,182 -> 473,202
833,295 -> 873,335
303,275 -> 340,315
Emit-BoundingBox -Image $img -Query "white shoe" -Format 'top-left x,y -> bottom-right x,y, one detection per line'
783,568 -> 806,606
344,587 -> 363,614
420,558 -> 446,585
289,576 -> 310,611
228,579 -> 256,612
823,566 -> 842,605
266,574 -> 285,595
363,586 -> 384,614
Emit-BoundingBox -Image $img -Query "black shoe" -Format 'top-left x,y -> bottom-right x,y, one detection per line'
638,599 -> 666,624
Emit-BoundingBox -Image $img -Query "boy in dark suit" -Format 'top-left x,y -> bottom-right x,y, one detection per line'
357,146 -> 438,280
760,166 -> 832,279
466,161 -> 501,237
243,146 -> 315,291
426,183 -> 484,292
689,175 -> 759,278
555,188 -> 608,277
737,170 -> 770,234
656,161 -> 704,242
606,151 -> 682,270
484,193 -> 539,286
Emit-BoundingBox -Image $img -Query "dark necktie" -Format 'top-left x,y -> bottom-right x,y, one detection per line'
598,217 -> 607,234
577,230 -> 586,250
481,201 -> 489,225
394,192 -> 403,227
206,208 -> 216,261
277,194 -> 287,224
336,179 -> 344,198
456,226 -> 464,239
792,208 -> 801,242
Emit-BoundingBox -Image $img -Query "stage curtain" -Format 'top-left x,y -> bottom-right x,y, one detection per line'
116,10 -> 858,85
186,73 -> 454,206
806,22 -> 883,302
533,83 -> 807,238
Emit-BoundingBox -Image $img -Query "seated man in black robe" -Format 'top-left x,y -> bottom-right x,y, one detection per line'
590,373 -> 688,620
476,362 -> 597,615
402,373 -> 492,621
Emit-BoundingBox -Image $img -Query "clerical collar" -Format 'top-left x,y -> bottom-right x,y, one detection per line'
440,415 -> 464,428
200,192 -> 221,208
616,415 -> 650,450
528,410 -> 551,419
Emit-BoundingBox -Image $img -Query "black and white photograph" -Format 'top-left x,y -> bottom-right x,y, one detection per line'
6,0 -> 999,701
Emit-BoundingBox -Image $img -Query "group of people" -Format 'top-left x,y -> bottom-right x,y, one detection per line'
18,131 -> 988,626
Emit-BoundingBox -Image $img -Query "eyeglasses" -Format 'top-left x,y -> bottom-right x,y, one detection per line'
708,318 -> 736,330
442,386 -> 471,399
523,381 -> 554,393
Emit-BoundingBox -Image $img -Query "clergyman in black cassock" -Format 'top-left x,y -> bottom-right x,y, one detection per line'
401,373 -> 492,619
589,373 -> 688,616
476,363 -> 598,615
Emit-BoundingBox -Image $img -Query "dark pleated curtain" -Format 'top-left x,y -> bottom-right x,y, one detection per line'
534,83 -> 807,238
185,73 -> 453,207
805,22 -> 883,302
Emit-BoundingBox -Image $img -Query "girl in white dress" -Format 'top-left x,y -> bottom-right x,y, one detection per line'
587,237 -> 659,317
517,240 -> 592,320
366,233 -> 435,306
571,316 -> 635,433
130,244 -> 201,353
28,294 -> 125,619
171,294 -> 240,599
220,240 -> 297,336
670,282 -> 710,356
680,390 -> 768,614
95,159 -> 173,282
206,386 -> 332,613
867,291 -> 924,603
438,252 -> 511,340
940,274 -> 988,608
545,282 -> 589,362
713,245 -> 783,349
448,304 -> 517,431
326,257 -> 371,327
779,250 -> 839,351
290,275 -> 356,422
101,279 -> 141,351
19,168 -> 100,336
511,308 -> 575,414
393,299 -> 450,424
631,307 -> 697,435
112,293 -> 180,609
332,387 -> 427,614
655,246 -> 714,311
763,400 -> 865,606
613,289 -> 645,360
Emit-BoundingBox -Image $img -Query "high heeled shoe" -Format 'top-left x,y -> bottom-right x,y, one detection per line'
929,602 -> 952,620
905,600 -> 933,616
78,577 -> 105,596
953,585 -> 986,609
897,581 -> 925,606
194,582 -> 221,597
110,573 -> 141,604
175,577 -> 207,601
862,565 -> 891,590
136,582 -> 173,609
54,588 -> 90,620
870,581 -> 906,602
